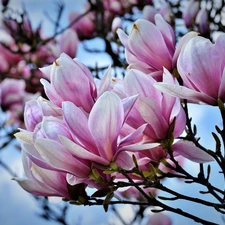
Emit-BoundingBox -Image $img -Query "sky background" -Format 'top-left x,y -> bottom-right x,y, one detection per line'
0,1 -> 224,225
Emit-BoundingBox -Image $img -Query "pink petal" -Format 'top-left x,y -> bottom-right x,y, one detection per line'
139,97 -> 168,140
14,178 -> 60,196
147,213 -> 172,225
31,163 -> 70,198
97,66 -> 112,97
36,97 -> 62,117
154,82 -> 216,105
129,19 -> 172,70
62,101 -> 97,153
172,31 -> 198,67
173,140 -> 214,163
89,92 -> 124,161
59,29 -> 79,58
59,136 -> 109,165
39,64 -> 52,80
119,142 -> 160,152
41,116 -> 72,142
122,94 -> 138,123
120,123 -> 147,146
117,28 -> 129,48
154,14 -> 175,56
52,54 -> 96,112
124,69 -> 162,102
34,138 -> 90,177
114,151 -> 133,170
24,100 -> 42,131
40,78 -> 63,107
219,68 -> 225,100
177,36 -> 222,99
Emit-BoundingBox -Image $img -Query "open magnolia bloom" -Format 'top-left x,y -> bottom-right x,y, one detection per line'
14,53 -> 213,201
122,69 -> 213,163
154,34 -> 225,105
117,14 -> 197,80
14,90 -> 159,197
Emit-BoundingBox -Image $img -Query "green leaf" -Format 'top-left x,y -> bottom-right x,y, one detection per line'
89,168 -> 102,182
142,170 -> 152,178
110,162 -> 118,171
103,192 -> 114,212
103,170 -> 116,174
69,200 -> 82,205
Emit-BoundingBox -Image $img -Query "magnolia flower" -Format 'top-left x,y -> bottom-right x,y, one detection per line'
123,69 -> 186,141
123,69 -> 213,163
60,91 -> 158,170
50,29 -> 79,59
155,35 -> 225,105
142,5 -> 157,23
117,14 -> 197,80
0,78 -> 38,125
182,0 -> 200,28
14,91 -> 159,197
195,8 -> 209,34
14,150 -> 72,199
69,11 -> 95,39
40,53 -> 97,112
143,3 -> 174,24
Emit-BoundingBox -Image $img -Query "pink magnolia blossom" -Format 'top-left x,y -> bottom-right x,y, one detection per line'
14,150 -> 72,199
155,35 -> 225,105
69,11 -> 95,39
14,90 -> 158,196
15,111 -> 92,193
103,0 -> 138,15
0,78 -> 38,125
123,69 -> 186,142
60,91 -> 158,169
143,4 -> 174,24
182,0 -> 200,28
40,53 -> 97,112
49,29 -> 79,59
123,69 -> 213,163
142,5 -> 158,23
195,8 -> 209,34
158,3 -> 174,24
117,14 -> 197,80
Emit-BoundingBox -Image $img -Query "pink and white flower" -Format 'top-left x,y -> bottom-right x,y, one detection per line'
155,35 -> 225,105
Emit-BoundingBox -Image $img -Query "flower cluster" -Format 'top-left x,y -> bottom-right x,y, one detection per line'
15,15 -> 214,201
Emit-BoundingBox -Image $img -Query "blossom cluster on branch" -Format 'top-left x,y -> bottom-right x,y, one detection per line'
1,0 -> 225,225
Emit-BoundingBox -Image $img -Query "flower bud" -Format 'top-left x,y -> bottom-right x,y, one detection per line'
195,8 -> 209,34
